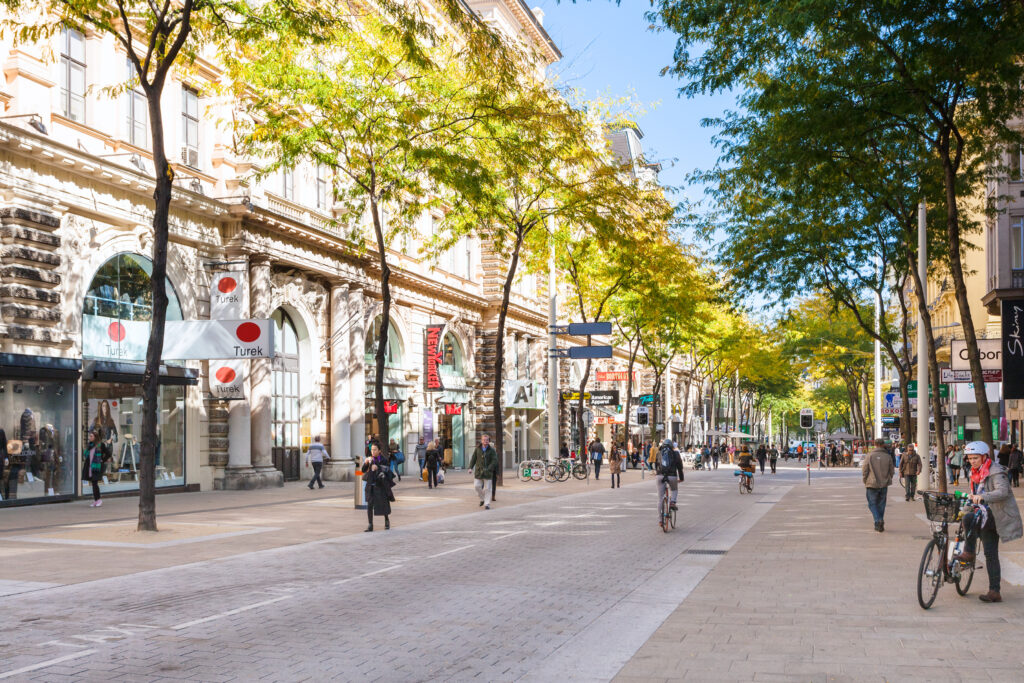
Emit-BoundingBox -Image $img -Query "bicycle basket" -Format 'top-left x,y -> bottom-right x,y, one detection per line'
922,491 -> 959,523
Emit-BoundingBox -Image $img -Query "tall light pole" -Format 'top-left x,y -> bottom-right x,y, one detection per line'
547,232 -> 559,463
874,258 -> 883,440
917,200 -> 931,489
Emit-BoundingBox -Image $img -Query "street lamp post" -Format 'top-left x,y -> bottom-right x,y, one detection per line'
547,232 -> 559,463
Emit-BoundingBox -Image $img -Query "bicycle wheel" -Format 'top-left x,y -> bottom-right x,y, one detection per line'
917,539 -> 943,609
557,465 -> 570,482
572,463 -> 588,480
544,464 -> 559,483
530,463 -> 544,481
899,475 -> 906,490
955,559 -> 975,596
670,506 -> 677,529
739,476 -> 747,494
661,496 -> 669,533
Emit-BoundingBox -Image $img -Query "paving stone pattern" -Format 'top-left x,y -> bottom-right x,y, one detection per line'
0,469 -> 806,682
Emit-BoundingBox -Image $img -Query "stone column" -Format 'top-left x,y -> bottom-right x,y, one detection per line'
348,287 -> 366,463
324,283 -> 355,481
249,255 -> 283,487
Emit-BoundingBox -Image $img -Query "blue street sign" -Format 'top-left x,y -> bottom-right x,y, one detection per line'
567,346 -> 612,359
567,321 -> 612,336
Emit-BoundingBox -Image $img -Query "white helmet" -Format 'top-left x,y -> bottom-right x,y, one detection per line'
963,441 -> 990,457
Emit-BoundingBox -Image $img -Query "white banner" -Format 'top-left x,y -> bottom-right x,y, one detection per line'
163,320 -> 273,360
209,360 -> 246,400
951,338 -> 1002,371
210,271 -> 247,319
83,314 -> 150,361
504,380 -> 545,410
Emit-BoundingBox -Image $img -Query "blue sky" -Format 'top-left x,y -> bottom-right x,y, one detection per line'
535,0 -> 735,230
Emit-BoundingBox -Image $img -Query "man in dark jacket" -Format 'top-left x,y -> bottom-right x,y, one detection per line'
470,434 -> 498,509
590,438 -> 606,480
863,438 -> 895,532
656,440 -> 685,511
899,446 -> 923,502
756,444 -> 767,474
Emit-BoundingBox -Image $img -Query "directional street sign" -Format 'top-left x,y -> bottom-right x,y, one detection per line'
906,380 -> 949,398
567,321 -> 612,336
568,346 -> 612,359
550,321 -> 612,359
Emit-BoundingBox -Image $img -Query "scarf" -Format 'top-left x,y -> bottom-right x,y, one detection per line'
970,457 -> 992,488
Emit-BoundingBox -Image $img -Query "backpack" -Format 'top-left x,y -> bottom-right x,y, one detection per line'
393,449 -> 405,464
659,446 -> 673,472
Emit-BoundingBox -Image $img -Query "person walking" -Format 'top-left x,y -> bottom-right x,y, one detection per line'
900,445 -> 922,502
470,434 -> 498,510
862,438 -> 895,532
590,437 -> 605,480
560,442 -> 570,460
415,437 -> 427,475
362,443 -> 393,531
1008,443 -> 1023,488
305,434 -> 329,489
769,444 -> 778,474
954,441 -> 1023,603
756,444 -> 767,474
711,444 -> 720,470
424,440 -> 441,489
388,439 -> 404,482
83,428 -> 112,507
950,443 -> 965,486
609,443 -> 622,488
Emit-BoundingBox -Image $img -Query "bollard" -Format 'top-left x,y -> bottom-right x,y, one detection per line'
354,460 -> 367,509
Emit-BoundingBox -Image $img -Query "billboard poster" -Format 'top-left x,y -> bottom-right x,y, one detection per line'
1003,299 -> 1024,400
86,398 -> 121,443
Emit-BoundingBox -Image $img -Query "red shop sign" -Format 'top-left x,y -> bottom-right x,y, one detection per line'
444,404 -> 462,415
383,400 -> 399,414
424,324 -> 445,392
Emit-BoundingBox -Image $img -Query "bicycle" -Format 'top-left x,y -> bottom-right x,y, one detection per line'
544,458 -> 576,482
917,491 -> 977,610
659,475 -> 676,532
734,469 -> 753,494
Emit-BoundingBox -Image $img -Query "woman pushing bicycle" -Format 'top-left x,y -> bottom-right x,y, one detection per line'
954,441 -> 1023,603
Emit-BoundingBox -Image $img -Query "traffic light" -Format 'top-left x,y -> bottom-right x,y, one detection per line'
799,409 -> 813,430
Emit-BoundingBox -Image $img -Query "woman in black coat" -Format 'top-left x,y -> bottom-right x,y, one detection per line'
361,443 -> 392,531
424,440 -> 441,489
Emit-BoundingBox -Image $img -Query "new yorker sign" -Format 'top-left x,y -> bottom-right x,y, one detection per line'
424,324 -> 445,392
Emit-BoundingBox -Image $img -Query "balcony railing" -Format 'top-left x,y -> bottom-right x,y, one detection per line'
1013,268 -> 1024,289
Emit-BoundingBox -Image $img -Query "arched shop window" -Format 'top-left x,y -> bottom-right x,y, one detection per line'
271,309 -> 300,451
441,332 -> 462,374
365,315 -> 403,367
83,253 -> 182,359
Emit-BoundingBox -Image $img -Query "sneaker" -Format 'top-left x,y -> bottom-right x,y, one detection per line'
874,521 -> 881,532
669,502 -> 678,510
89,501 -> 97,507
95,499 -> 102,507
485,505 -> 490,510
479,501 -> 484,507
364,526 -> 373,532
879,521 -> 884,532
979,590 -> 1002,603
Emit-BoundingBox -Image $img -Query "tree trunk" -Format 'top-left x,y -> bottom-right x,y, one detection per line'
138,91 -> 173,532
940,146 -> 993,452
370,196 -> 392,460
577,357 -> 592,462
493,226 -> 526,484
623,330 -> 638,450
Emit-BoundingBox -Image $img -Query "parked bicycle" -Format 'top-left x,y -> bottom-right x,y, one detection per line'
917,491 -> 977,609
659,475 -> 676,532
734,469 -> 753,494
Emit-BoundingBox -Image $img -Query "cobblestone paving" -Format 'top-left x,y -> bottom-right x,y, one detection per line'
0,468 -> 823,682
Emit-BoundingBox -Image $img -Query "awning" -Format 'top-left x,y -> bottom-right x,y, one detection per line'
84,360 -> 198,385
0,353 -> 81,380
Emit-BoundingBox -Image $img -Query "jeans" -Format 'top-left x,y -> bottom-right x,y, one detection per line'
904,474 -> 917,499
308,461 -> 324,488
865,487 -> 887,524
474,478 -> 492,507
963,509 -> 1001,592
1012,469 -> 1021,487
610,472 -> 620,488
90,477 -> 102,501
427,464 -> 438,487
758,458 -> 765,474
949,466 -> 960,484
657,475 -> 679,506
712,456 -> 718,469
593,460 -> 601,479
769,459 -> 777,474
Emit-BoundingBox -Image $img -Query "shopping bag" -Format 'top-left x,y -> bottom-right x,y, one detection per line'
422,468 -> 429,482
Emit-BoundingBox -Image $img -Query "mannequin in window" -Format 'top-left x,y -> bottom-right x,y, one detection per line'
20,408 -> 37,478
92,400 -> 118,445
0,428 -> 7,499
38,424 -> 58,493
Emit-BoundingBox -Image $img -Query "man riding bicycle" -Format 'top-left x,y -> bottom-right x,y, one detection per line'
655,439 -> 685,511
737,445 -> 755,491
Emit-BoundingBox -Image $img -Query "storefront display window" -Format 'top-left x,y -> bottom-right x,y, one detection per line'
82,383 -> 185,492
365,315 -> 402,367
0,379 -> 76,504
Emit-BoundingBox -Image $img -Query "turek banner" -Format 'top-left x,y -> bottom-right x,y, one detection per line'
1003,299 -> 1024,400
209,272 -> 249,400
83,315 -> 273,361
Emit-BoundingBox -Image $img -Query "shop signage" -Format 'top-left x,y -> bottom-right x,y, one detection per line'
881,392 -> 902,416
383,400 -> 399,414
210,271 -> 247,319
595,371 -> 635,382
210,360 -> 245,400
506,380 -> 545,409
906,381 -> 949,398
1002,299 -> 1024,400
422,409 -> 434,442
444,403 -> 462,415
84,315 -> 273,361
424,324 -> 445,392
951,338 -> 1002,371
561,391 -> 590,402
162,320 -> 274,359
940,368 -> 1002,383
588,390 -> 619,406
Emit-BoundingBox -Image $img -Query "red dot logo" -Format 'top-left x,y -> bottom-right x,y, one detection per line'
236,322 -> 261,343
215,367 -> 236,383
108,321 -> 126,342
218,277 -> 237,294
111,401 -> 118,408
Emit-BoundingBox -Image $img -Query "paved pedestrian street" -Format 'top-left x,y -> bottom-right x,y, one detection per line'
1,466 -> 1022,682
